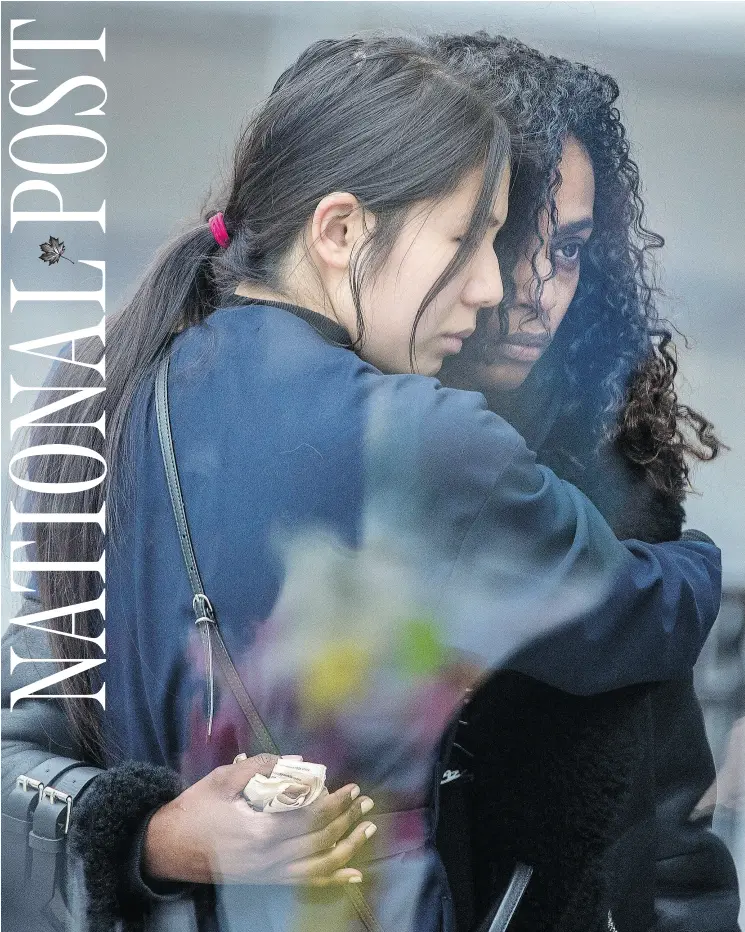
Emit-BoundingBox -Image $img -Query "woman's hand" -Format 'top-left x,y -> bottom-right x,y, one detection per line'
143,754 -> 376,886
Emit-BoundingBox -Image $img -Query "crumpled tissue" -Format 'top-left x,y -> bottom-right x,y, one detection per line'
241,756 -> 327,813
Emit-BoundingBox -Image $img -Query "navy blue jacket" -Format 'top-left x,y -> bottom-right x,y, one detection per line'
96,301 -> 721,931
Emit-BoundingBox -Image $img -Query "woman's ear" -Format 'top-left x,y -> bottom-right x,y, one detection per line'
310,192 -> 372,272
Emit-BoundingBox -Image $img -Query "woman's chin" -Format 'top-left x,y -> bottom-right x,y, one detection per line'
441,357 -> 533,393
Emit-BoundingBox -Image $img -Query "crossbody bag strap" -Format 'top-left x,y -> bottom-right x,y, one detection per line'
478,862 -> 533,932
155,354 -> 278,753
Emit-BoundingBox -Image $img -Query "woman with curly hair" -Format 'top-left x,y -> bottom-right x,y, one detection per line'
431,33 -> 740,932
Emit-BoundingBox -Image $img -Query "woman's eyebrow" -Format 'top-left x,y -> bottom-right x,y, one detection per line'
557,217 -> 594,236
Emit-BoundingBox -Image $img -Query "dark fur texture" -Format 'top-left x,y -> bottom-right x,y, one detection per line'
69,761 -> 185,931
438,404 -> 686,932
465,674 -> 652,932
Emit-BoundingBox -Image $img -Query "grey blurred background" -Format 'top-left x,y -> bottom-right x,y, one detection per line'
2,1 -> 743,919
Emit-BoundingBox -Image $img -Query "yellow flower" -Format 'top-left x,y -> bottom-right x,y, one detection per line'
301,640 -> 370,715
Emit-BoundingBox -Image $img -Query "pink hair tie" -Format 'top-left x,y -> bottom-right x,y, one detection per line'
208,211 -> 230,248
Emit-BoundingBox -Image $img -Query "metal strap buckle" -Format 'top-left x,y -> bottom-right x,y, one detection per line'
42,786 -> 73,835
17,775 -> 44,800
193,593 -> 215,626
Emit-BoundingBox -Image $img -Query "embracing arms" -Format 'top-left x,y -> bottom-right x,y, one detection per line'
369,379 -> 721,696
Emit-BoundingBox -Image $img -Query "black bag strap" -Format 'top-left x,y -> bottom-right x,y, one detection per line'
478,862 -> 533,932
154,353 -> 208,601
154,352 -> 386,932
155,354 -> 278,754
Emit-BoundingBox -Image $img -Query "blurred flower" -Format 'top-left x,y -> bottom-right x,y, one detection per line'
692,716 -> 745,818
395,617 -> 445,677
300,640 -> 371,718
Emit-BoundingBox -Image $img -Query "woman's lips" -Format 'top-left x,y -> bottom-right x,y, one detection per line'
440,335 -> 465,355
492,340 -> 546,363
479,326 -> 551,364
440,328 -> 475,356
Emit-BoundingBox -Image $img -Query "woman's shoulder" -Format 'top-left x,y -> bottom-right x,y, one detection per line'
364,373 -> 531,495
163,305 -> 530,484
162,303 -> 372,405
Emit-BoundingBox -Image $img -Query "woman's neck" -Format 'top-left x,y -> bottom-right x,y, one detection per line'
234,281 -> 293,305
234,281 -> 346,330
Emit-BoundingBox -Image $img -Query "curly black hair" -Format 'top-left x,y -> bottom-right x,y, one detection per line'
429,33 -> 721,500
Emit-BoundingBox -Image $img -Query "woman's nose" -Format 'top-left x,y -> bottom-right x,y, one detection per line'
465,244 -> 504,309
536,277 -> 559,320
514,255 -> 559,321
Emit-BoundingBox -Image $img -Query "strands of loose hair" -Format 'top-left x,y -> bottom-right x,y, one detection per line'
430,32 -> 722,500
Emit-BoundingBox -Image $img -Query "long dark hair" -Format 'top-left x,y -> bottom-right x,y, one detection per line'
431,33 -> 721,500
15,34 -> 510,761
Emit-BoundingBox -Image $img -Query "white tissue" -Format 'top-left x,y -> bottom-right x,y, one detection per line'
242,757 -> 327,813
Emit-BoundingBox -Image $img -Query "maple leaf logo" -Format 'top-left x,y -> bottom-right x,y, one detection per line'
39,236 -> 75,266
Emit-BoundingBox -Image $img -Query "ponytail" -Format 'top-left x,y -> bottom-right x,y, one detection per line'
17,219 -> 224,762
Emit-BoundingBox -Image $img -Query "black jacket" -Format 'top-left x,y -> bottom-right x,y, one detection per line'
437,399 -> 741,932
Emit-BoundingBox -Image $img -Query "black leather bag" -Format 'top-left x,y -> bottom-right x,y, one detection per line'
2,753 -> 100,932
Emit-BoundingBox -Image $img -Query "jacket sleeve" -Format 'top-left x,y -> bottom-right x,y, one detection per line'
2,601 -> 189,932
371,381 -> 722,696
475,440 -> 721,694
651,678 -> 741,931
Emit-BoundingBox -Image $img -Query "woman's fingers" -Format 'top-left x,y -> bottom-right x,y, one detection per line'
273,793 -> 375,862
281,820 -> 377,882
308,867 -> 364,888
209,754 -> 279,799
305,783 -> 362,830
270,783 -> 363,839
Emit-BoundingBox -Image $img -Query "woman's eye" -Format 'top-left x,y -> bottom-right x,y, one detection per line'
554,241 -> 584,268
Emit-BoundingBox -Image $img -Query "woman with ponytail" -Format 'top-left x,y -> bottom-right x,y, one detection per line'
2,32 -> 724,932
